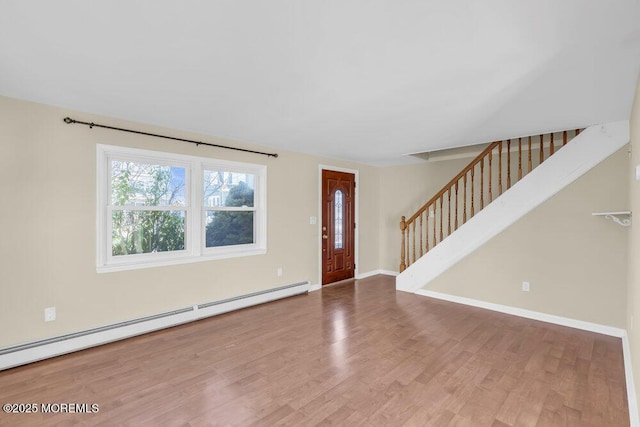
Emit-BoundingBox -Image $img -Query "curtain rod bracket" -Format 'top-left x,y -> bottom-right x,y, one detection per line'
62,116 -> 278,158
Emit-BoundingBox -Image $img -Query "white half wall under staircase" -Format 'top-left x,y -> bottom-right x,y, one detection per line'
396,121 -> 630,293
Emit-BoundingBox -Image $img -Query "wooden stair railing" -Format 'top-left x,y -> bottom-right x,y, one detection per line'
399,129 -> 582,272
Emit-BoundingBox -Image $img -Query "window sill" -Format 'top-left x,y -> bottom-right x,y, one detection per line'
96,248 -> 267,274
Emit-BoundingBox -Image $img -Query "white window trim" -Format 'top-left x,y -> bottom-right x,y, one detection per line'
96,144 -> 267,273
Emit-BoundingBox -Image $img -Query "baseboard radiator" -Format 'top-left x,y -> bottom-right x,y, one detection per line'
0,281 -> 310,371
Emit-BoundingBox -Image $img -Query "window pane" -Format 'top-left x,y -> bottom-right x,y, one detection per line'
203,170 -> 254,207
205,211 -> 254,247
112,210 -> 185,255
335,189 -> 343,250
111,160 -> 186,206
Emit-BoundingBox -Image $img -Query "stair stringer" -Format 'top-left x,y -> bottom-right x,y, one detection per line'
396,121 -> 630,293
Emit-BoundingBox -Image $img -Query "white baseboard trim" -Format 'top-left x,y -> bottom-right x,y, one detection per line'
356,269 -> 399,279
311,270 -> 398,290
416,288 -> 638,425
622,332 -> 640,427
0,281 -> 310,371
415,289 -> 625,337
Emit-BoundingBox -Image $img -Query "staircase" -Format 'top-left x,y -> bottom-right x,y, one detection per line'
397,121 -> 630,293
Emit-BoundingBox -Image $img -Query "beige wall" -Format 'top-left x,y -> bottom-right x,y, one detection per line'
0,96 -> 381,348
425,145 -> 630,328
628,74 -> 640,410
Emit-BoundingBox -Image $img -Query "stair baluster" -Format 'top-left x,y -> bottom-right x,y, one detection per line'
518,138 -> 523,180
507,139 -> 511,189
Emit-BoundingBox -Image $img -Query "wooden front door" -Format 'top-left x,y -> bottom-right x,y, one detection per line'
322,170 -> 355,285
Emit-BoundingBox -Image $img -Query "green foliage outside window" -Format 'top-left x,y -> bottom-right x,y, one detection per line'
206,181 -> 254,247
111,164 -> 185,256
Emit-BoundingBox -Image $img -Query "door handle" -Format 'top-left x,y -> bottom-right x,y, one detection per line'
322,235 -> 328,239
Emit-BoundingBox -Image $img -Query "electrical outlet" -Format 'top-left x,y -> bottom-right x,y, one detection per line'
44,307 -> 56,322
277,267 -> 283,277
310,216 -> 317,225
522,282 -> 530,292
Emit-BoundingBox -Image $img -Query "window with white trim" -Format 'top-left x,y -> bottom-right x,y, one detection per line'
97,145 -> 266,272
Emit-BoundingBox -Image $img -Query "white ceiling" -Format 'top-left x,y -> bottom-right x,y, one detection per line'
2,1 -> 640,165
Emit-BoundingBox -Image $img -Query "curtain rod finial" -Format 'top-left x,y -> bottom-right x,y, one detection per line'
63,117 -> 73,124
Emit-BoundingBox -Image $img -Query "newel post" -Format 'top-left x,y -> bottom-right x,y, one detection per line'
400,216 -> 407,272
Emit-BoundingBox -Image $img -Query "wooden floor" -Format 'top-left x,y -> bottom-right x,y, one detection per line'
0,275 -> 629,426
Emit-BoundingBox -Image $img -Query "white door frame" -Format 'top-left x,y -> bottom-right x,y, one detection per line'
317,164 -> 359,287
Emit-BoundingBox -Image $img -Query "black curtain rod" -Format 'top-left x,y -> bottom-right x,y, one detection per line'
63,117 -> 278,158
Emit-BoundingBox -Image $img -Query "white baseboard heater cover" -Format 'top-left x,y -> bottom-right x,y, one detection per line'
0,281 -> 310,371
